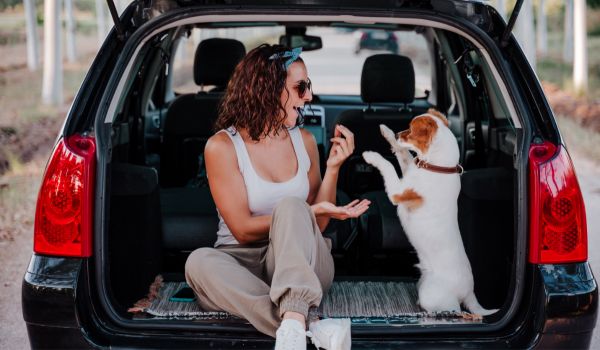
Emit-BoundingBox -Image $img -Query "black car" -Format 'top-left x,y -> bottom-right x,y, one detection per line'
22,0 -> 598,349
354,30 -> 399,55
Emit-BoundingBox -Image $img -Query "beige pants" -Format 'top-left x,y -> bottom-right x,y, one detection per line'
185,197 -> 335,337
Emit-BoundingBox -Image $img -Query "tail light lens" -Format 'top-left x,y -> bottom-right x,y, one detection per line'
529,141 -> 587,263
34,135 -> 96,257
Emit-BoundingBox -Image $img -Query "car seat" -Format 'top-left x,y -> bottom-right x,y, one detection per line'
334,54 -> 423,196
160,38 -> 246,187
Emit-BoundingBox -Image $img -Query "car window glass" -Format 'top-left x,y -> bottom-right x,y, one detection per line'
170,27 -> 283,95
170,26 -> 431,98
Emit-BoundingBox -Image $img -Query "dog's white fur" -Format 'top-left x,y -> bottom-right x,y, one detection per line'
362,111 -> 497,316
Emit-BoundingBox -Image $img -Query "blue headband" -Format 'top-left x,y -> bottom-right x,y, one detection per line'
268,47 -> 302,70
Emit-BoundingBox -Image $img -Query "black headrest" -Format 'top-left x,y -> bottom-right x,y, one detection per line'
361,54 -> 415,104
194,38 -> 246,87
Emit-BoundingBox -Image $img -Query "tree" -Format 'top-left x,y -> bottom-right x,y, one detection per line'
42,0 -> 63,105
64,0 -> 77,63
95,0 -> 107,47
563,0 -> 574,63
588,0 -> 600,8
536,0 -> 547,56
573,0 -> 588,94
24,0 -> 39,71
514,0 -> 536,70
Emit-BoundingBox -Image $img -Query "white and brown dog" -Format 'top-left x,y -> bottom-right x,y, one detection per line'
362,109 -> 497,316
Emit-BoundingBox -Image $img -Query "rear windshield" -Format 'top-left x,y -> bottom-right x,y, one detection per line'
171,26 -> 432,97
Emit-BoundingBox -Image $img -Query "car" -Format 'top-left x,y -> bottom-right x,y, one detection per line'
354,29 -> 399,55
22,0 -> 598,349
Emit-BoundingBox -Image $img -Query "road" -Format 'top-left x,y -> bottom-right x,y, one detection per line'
1,28 -> 598,349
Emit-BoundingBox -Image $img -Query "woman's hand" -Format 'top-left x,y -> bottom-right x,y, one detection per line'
311,199 -> 370,220
326,124 -> 355,170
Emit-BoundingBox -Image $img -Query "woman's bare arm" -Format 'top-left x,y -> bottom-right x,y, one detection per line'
204,132 -> 271,244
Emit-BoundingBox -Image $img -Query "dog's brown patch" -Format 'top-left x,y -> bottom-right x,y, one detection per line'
427,108 -> 449,127
407,116 -> 438,154
397,129 -> 409,142
392,188 -> 424,211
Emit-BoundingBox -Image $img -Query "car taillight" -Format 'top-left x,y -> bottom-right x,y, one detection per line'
528,141 -> 587,264
34,135 -> 96,257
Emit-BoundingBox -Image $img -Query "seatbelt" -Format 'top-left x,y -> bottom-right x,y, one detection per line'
460,51 -> 486,167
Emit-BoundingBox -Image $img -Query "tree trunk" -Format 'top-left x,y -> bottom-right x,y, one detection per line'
495,0 -> 506,22
563,0 -> 574,63
64,0 -> 77,63
24,0 -> 39,71
536,0 -> 547,56
514,0 -> 536,71
95,0 -> 107,47
42,0 -> 63,106
573,0 -> 588,95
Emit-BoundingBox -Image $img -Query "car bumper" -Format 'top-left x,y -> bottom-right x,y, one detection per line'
533,263 -> 598,349
22,255 -> 598,349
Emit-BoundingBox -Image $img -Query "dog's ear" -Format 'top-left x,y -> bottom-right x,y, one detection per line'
427,108 -> 449,127
391,188 -> 424,211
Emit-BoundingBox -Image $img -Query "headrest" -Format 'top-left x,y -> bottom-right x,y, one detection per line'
361,54 -> 415,104
194,38 -> 246,87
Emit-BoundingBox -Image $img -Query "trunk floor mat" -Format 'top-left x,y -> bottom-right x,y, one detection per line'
130,278 -> 483,323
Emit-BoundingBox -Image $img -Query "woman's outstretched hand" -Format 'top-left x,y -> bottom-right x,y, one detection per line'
311,199 -> 371,220
327,124 -> 355,170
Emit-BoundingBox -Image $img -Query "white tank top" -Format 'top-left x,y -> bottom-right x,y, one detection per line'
214,127 -> 311,247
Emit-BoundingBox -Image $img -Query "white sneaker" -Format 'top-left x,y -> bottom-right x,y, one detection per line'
307,318 -> 351,350
275,319 -> 307,350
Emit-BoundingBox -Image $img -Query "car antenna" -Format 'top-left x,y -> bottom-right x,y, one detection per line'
106,0 -> 126,41
500,0 -> 524,48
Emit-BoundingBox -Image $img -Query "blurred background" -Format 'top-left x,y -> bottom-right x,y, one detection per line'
0,0 -> 599,348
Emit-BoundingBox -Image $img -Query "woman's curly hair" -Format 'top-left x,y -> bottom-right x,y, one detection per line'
215,44 -> 302,141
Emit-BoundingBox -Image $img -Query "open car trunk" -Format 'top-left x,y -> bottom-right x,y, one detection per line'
99,8 -> 522,336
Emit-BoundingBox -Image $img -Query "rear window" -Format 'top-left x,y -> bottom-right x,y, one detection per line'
171,26 -> 432,97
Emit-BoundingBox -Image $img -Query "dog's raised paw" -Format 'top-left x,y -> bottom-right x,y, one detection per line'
362,151 -> 383,165
380,124 -> 395,140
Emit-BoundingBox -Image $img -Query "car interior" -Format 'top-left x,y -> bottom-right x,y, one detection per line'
106,22 -> 517,323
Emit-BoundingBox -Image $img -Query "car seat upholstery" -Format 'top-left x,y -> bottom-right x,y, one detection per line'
458,167 -> 513,308
334,54 -> 422,196
158,38 -> 244,269
160,38 -> 246,187
110,163 -> 163,305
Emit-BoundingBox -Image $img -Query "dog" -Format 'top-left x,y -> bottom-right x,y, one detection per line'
362,109 -> 497,316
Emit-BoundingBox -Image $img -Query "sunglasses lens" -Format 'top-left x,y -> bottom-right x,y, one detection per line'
297,80 -> 311,98
299,83 -> 307,97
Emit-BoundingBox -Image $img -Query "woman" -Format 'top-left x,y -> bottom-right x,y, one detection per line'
185,44 -> 369,350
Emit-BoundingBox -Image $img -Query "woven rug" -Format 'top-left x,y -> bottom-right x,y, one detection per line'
129,279 -> 480,321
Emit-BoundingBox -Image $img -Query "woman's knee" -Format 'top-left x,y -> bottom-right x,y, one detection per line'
185,247 -> 219,277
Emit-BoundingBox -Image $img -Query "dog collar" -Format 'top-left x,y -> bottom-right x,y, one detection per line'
414,157 -> 464,175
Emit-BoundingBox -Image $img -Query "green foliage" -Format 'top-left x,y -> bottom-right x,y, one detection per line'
75,0 -> 97,13
0,0 -> 20,10
589,0 -> 600,9
590,24 -> 600,36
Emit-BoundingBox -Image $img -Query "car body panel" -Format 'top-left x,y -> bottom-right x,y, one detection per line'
22,0 -> 597,348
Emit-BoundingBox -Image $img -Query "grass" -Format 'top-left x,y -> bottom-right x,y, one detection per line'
0,57 -> 91,125
537,32 -> 600,99
0,158 -> 43,242
555,115 -> 600,165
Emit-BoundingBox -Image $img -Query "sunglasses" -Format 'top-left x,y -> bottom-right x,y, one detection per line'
295,79 -> 312,98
